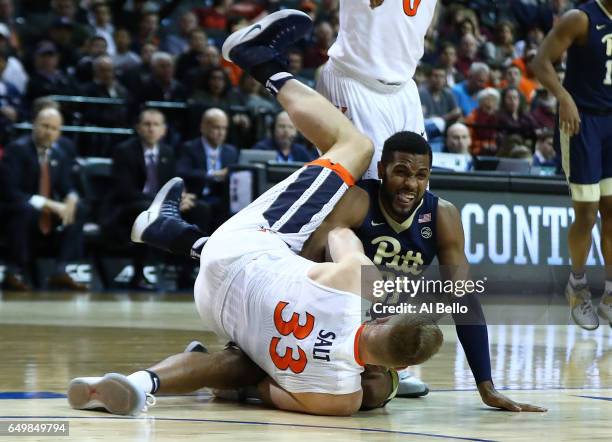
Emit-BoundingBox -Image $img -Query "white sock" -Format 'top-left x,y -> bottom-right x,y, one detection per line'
569,272 -> 587,287
128,370 -> 155,394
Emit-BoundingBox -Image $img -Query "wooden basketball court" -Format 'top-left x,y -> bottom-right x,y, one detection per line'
0,291 -> 610,441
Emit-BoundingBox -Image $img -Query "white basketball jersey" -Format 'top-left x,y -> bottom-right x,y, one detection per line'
328,0 -> 437,84
221,251 -> 365,394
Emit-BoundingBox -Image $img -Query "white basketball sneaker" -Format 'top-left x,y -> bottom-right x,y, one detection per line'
67,373 -> 155,416
565,282 -> 599,330
395,371 -> 429,398
597,294 -> 612,328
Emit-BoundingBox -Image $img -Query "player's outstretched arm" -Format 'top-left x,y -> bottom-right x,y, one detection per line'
436,199 -> 547,412
531,10 -> 588,136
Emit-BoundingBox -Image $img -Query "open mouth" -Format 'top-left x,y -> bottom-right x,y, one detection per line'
396,192 -> 416,206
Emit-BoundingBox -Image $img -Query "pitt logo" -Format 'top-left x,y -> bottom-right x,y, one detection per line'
312,330 -> 336,362
602,33 -> 612,56
372,236 -> 424,275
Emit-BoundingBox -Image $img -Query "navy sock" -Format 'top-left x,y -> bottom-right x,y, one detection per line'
250,60 -> 294,95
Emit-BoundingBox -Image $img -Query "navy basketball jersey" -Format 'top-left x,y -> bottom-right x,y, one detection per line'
564,0 -> 612,110
355,179 -> 439,275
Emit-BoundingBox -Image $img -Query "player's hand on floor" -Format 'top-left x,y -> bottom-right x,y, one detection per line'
478,381 -> 547,412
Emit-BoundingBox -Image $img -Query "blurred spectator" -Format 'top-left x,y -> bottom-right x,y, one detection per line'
74,34 -> 108,84
0,107 -> 87,291
189,66 -> 234,108
500,64 -> 536,104
452,62 -> 490,116
175,29 -> 208,83
47,17 -> 82,69
287,48 -> 315,88
532,130 -> 556,168
25,41 -> 76,105
445,122 -> 472,154
47,0 -> 91,49
530,88 -> 557,130
161,10 -> 198,56
89,1 -> 115,56
112,28 -> 141,74
303,21 -> 334,69
31,96 -> 77,160
138,51 -> 187,103
0,0 -> 15,30
510,0 -> 566,36
80,55 -> 129,146
456,33 -> 482,77
455,12 -> 487,46
508,144 -> 533,162
0,49 -> 21,142
438,42 -> 463,87
115,0 -> 158,29
497,87 -> 536,142
233,72 -> 278,144
483,20 -> 518,67
132,11 -> 159,54
464,87 -> 500,156
0,23 -> 27,93
194,0 -> 231,31
177,108 -> 238,229
118,41 -> 155,93
511,42 -> 540,91
419,65 -> 462,124
184,44 -> 222,91
515,25 -> 545,59
252,111 -> 316,163
82,55 -> 126,99
235,73 -> 277,115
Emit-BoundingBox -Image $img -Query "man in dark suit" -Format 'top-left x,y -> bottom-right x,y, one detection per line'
80,55 -> 129,155
106,108 -> 209,289
252,111 -> 317,162
24,41 -> 76,106
177,108 -> 239,229
0,107 -> 87,291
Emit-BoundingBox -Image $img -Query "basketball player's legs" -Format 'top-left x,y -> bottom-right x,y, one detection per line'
560,116 -> 602,329
596,134 -> 612,326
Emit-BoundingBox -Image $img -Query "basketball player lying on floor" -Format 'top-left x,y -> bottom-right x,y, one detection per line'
67,10 -> 545,416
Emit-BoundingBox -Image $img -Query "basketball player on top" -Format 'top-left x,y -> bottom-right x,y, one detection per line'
67,10 -> 545,416
317,0 -> 436,180
533,0 -> 612,329
316,0 -> 438,397
67,10 -> 443,417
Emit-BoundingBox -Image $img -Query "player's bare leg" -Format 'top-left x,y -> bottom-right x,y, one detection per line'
566,201 -> 599,329
67,343 -> 267,416
598,196 -> 612,327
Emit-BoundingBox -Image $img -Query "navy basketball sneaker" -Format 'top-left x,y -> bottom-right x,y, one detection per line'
221,9 -> 312,70
131,177 -> 205,257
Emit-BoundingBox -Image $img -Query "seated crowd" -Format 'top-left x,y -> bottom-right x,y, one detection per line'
0,0 -> 570,290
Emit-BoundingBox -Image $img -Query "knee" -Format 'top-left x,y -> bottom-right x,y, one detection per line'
355,135 -> 374,167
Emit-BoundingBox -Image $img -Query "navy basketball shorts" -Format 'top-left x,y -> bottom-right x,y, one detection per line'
555,111 -> 612,202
